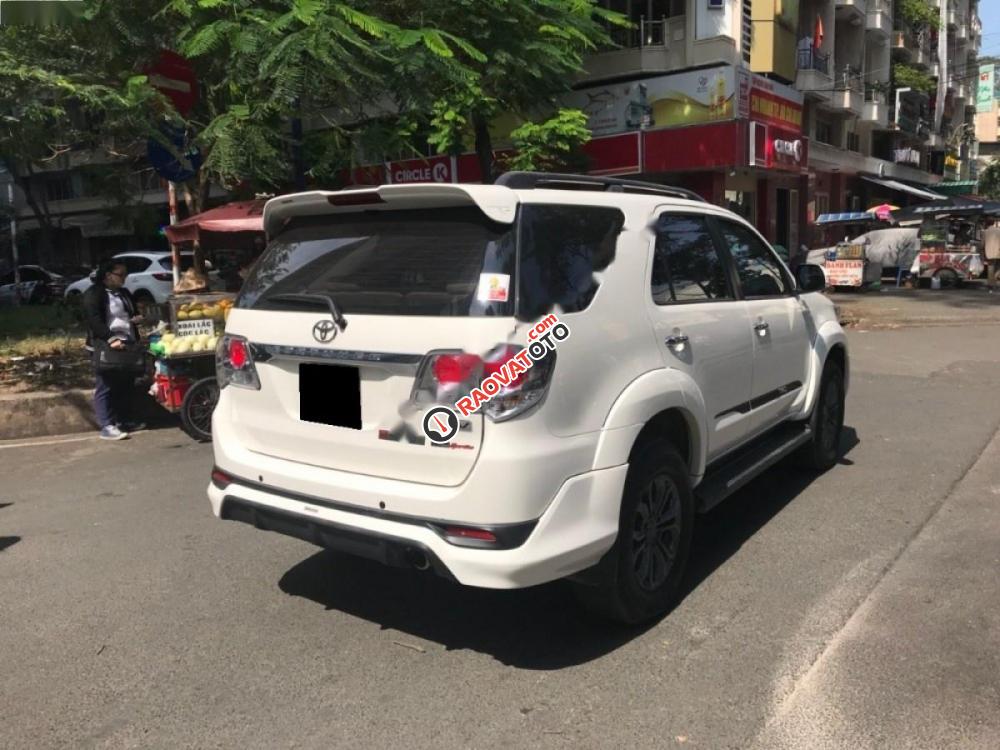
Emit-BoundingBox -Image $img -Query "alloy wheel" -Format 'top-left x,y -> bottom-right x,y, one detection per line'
631,474 -> 681,592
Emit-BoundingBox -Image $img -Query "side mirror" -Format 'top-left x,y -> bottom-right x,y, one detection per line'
796,263 -> 826,293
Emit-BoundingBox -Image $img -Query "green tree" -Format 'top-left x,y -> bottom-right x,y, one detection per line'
0,18 -> 160,263
374,0 -> 625,182
893,63 -> 936,94
897,0 -> 941,31
502,109 -> 591,172
979,159 -> 1000,200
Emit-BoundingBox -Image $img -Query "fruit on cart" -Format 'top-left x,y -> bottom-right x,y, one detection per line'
177,310 -> 189,320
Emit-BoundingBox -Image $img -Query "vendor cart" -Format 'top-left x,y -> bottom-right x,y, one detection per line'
892,197 -> 1000,288
148,293 -> 234,441
909,217 -> 982,288
823,240 -> 882,290
153,199 -> 266,441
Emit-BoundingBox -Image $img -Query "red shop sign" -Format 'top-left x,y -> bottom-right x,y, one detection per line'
749,122 -> 808,171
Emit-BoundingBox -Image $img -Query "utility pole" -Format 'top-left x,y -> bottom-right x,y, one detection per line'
167,180 -> 180,288
8,181 -> 18,285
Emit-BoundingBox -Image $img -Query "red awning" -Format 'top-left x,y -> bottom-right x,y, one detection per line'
164,200 -> 265,244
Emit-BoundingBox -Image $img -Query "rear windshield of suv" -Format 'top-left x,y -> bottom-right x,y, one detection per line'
238,202 -> 624,318
238,206 -> 518,316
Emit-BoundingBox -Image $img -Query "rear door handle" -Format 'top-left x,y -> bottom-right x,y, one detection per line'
754,321 -> 770,336
665,334 -> 689,349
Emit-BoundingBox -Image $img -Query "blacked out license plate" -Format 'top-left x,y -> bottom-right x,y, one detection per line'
299,363 -> 362,429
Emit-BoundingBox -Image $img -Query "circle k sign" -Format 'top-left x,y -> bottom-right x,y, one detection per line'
774,138 -> 803,163
390,159 -> 451,184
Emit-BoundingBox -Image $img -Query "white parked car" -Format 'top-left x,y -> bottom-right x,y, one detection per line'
208,173 -> 848,623
64,250 -> 220,308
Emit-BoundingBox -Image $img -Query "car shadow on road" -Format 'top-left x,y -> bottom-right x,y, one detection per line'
0,536 -> 21,553
683,426 -> 860,598
278,426 -> 860,670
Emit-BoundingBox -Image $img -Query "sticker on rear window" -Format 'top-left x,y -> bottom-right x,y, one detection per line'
477,273 -> 510,303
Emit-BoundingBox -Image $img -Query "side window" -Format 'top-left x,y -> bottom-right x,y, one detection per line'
517,205 -> 625,319
121,256 -> 151,274
652,214 -> 733,303
717,221 -> 790,298
19,268 -> 45,281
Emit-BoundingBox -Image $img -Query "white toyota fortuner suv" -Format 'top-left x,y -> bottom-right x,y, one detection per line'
208,172 -> 847,623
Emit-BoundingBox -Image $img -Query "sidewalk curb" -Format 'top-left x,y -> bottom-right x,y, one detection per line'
0,387 -> 166,441
0,388 -> 98,440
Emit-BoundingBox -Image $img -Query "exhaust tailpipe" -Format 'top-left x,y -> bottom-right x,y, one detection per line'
405,548 -> 430,571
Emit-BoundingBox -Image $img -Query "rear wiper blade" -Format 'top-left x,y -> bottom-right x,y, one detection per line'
267,292 -> 348,331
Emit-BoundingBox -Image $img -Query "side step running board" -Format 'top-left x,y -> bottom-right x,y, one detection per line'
695,422 -> 812,512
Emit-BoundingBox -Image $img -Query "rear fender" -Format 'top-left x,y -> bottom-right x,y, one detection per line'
592,368 -> 707,479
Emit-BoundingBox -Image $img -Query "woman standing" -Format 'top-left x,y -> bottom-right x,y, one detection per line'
83,259 -> 145,440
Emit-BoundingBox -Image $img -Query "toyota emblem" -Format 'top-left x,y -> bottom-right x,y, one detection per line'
312,319 -> 338,343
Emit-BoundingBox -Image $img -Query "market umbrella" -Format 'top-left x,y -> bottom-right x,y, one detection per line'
867,203 -> 899,221
164,200 -> 265,245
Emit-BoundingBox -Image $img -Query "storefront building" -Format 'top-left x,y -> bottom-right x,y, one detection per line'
346,64 -> 809,255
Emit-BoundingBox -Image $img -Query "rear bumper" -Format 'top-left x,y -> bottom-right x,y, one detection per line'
207,462 -> 628,589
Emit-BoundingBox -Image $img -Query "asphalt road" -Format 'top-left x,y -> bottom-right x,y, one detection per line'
2,325 -> 999,749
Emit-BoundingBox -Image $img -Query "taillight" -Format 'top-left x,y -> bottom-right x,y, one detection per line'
411,344 -> 556,422
210,467 -> 233,489
483,346 -> 555,423
412,351 -> 484,406
152,272 -> 172,281
216,334 -> 260,390
442,525 -> 497,546
432,353 -> 482,384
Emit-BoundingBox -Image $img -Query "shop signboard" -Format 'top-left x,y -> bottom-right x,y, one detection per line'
565,66 -> 737,137
175,319 -> 215,338
978,64 -> 995,113
746,74 -> 804,133
387,154 -> 453,184
824,259 -> 864,287
749,122 -> 808,171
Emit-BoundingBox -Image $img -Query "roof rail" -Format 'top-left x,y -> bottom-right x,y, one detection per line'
495,171 -> 706,203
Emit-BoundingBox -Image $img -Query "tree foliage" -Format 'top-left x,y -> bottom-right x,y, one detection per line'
503,109 -> 591,172
897,0 -> 941,31
893,63 -> 936,94
979,159 -> 1000,201
0,14 -> 163,260
371,0 -> 625,181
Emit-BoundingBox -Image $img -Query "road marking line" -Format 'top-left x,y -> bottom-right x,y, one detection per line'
0,434 -> 99,450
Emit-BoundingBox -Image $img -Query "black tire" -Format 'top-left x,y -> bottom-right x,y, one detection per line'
934,268 -> 960,289
180,377 -> 219,442
572,439 -> 695,624
798,360 -> 845,471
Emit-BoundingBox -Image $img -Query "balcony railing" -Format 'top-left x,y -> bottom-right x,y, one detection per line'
607,17 -> 667,50
865,84 -> 887,103
797,46 -> 830,75
835,66 -> 864,92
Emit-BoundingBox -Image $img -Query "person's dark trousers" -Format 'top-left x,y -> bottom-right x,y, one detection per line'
94,369 -> 134,428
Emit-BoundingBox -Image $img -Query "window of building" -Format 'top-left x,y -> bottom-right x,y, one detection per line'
816,120 -> 834,146
716,220 -> 790,298
847,132 -> 860,152
652,214 -> 733,304
45,175 -> 74,202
